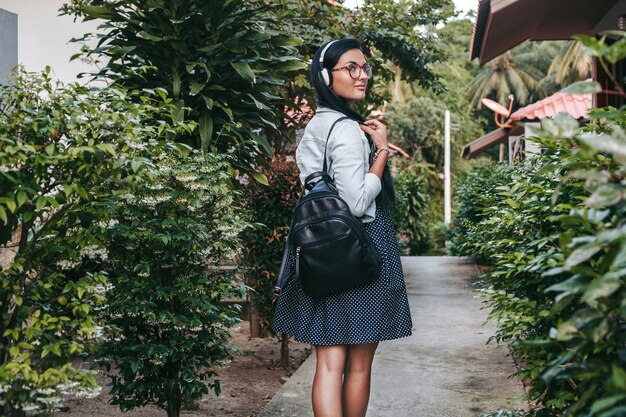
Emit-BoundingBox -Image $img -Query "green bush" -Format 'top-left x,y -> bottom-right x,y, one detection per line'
447,163 -> 512,262
239,155 -> 300,334
0,69 -> 158,415
63,0 -> 305,176
450,30 -> 626,415
94,143 -> 246,417
393,166 -> 435,255
450,106 -> 626,416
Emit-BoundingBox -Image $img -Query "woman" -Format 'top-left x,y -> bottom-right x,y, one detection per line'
272,38 -> 413,417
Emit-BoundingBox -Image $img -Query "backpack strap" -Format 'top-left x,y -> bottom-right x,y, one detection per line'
273,115 -> 351,298
322,116 -> 351,173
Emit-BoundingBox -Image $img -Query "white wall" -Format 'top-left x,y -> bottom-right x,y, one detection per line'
0,0 -> 100,84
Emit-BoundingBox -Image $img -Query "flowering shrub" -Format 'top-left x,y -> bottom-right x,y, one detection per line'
0,69 -> 157,415
93,142 -> 247,417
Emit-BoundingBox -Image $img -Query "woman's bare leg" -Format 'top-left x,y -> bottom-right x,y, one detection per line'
312,345 -> 348,417
342,343 -> 378,417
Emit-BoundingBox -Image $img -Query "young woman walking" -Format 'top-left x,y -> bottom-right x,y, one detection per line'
272,38 -> 413,417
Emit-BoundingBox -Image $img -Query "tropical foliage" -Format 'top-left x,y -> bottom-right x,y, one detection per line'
239,156 -> 301,337
94,144 -> 246,417
449,31 -> 626,417
0,69 -> 158,415
63,0 -> 306,177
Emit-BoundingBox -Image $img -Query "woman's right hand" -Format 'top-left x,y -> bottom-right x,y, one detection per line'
359,119 -> 389,150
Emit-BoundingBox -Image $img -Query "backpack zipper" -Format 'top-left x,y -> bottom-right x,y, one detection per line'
292,211 -> 369,244
295,246 -> 301,280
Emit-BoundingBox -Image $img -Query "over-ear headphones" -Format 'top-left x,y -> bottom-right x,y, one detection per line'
319,40 -> 339,87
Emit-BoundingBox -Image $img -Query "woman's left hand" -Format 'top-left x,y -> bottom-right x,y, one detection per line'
359,119 -> 389,150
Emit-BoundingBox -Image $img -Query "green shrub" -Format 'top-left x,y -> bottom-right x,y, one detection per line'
393,166 -> 435,255
63,0 -> 305,176
451,106 -> 626,416
447,163 -> 512,261
94,143 -> 247,417
239,155 -> 300,334
0,69 -> 158,415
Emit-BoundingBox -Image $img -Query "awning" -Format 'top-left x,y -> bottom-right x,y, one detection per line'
461,125 -> 524,159
470,0 -> 626,64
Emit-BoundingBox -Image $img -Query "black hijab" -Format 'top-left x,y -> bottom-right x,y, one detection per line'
310,38 -> 396,213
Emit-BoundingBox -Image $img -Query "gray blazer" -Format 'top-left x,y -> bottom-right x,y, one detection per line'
296,107 -> 381,223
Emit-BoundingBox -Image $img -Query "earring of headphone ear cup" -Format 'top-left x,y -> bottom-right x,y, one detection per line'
320,68 -> 330,86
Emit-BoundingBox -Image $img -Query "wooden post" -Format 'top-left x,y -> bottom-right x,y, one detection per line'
280,333 -> 290,369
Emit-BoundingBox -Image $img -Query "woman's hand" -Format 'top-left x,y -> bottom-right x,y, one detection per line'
359,119 -> 389,150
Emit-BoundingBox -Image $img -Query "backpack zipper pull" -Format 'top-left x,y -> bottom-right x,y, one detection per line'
295,246 -> 301,279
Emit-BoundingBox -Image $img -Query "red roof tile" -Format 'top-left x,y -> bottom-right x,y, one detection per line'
509,92 -> 592,121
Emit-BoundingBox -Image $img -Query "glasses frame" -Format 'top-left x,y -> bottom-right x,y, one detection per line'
331,62 -> 373,80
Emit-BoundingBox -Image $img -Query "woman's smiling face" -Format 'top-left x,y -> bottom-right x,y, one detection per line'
330,48 -> 370,106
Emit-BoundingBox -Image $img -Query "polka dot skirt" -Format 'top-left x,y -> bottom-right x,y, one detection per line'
272,204 -> 413,346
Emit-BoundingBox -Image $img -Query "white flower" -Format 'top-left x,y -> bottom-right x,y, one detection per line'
79,245 -> 109,261
56,259 -> 80,270
140,195 -> 170,207
175,172 -> 199,182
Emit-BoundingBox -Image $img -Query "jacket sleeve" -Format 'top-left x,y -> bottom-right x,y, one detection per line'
328,122 -> 382,218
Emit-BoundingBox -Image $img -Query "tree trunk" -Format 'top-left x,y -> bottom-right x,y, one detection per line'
280,333 -> 290,369
247,290 -> 263,338
166,383 -> 181,417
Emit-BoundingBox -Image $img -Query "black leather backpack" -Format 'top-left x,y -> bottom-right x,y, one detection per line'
274,117 -> 382,297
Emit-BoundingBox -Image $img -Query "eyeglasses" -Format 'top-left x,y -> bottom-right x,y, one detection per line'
331,62 -> 373,79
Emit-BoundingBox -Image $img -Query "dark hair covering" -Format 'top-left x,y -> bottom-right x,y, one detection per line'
310,38 -> 395,213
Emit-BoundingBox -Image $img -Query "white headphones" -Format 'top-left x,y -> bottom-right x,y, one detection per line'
319,40 -> 339,86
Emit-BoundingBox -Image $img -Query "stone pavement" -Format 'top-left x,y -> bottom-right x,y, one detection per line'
258,256 -> 527,417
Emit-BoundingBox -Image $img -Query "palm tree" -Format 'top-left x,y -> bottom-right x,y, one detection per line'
547,40 -> 592,86
466,51 -> 543,109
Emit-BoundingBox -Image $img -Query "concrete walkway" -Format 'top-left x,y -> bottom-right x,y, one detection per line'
258,256 -> 527,417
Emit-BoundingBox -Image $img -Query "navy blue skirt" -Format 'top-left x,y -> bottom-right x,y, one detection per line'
272,204 -> 413,345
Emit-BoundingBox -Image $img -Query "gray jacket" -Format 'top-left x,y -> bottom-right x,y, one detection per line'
296,107 -> 381,223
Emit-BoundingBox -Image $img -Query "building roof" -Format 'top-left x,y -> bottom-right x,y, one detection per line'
461,90 -> 592,159
460,125 -> 523,159
509,92 -> 593,121
470,0 -> 626,64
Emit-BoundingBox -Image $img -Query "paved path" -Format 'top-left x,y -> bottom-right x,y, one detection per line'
258,256 -> 527,417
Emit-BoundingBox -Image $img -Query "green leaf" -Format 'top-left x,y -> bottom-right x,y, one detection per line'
35,196 -> 47,211
278,61 -> 308,71
585,184 -> 624,208
199,112 -> 213,152
45,143 -> 55,155
591,394 -> 626,414
560,81 -> 601,95
96,143 -> 116,155
599,406 -> 626,417
190,81 -> 205,96
604,37 -> 626,64
78,5 -> 118,20
0,205 -> 8,224
202,96 -> 214,109
1,197 -> 16,213
251,133 -> 272,155
564,244 -> 603,269
581,279 -> 622,307
250,171 -> 269,185
272,35 -> 302,46
137,31 -> 164,42
612,365 -> 626,390
230,61 -> 255,83
16,191 -> 27,208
